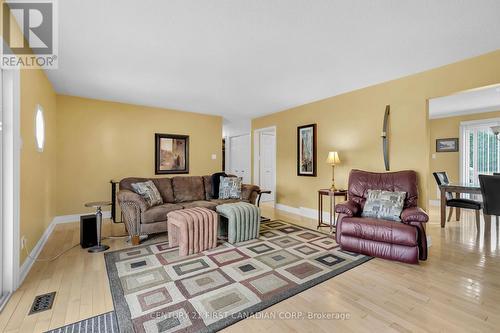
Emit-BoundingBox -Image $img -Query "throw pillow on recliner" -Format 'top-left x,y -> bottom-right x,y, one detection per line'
361,189 -> 406,222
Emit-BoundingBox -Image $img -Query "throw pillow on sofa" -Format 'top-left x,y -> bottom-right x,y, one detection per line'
218,176 -> 242,199
211,172 -> 227,199
361,189 -> 406,222
131,180 -> 163,207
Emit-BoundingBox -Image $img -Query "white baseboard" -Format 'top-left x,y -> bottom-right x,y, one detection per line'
18,210 -> 112,286
19,220 -> 56,285
275,203 -> 331,222
274,203 -> 299,215
52,210 -> 111,224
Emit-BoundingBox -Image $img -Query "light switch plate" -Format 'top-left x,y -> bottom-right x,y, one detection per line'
211,154 -> 217,160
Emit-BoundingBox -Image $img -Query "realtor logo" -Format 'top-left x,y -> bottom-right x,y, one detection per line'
1,0 -> 58,69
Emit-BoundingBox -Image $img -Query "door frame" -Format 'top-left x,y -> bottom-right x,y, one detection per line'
459,117 -> 500,185
253,126 -> 277,202
0,68 -> 21,310
225,133 -> 251,183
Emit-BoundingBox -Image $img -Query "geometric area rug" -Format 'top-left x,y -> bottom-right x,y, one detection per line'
44,311 -> 118,333
104,220 -> 372,333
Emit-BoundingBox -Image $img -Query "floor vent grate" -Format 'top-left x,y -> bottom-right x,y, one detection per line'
29,292 -> 56,315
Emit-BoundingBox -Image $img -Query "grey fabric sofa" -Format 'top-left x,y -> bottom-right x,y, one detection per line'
117,175 -> 260,245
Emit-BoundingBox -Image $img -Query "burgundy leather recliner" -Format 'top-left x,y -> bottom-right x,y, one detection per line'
335,169 -> 428,264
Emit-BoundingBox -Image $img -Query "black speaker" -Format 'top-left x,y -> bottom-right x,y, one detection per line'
80,214 -> 98,248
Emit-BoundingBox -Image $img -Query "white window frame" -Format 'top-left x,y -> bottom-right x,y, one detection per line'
459,117 -> 500,185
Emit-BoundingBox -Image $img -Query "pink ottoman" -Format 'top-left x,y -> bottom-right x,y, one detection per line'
167,207 -> 218,256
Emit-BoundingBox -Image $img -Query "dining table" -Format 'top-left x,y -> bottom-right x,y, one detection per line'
439,183 -> 482,227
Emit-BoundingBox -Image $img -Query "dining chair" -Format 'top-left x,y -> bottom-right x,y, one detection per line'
479,174 -> 500,225
433,172 -> 482,228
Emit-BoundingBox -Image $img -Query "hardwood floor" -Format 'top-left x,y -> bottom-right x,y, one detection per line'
1,205 -> 499,332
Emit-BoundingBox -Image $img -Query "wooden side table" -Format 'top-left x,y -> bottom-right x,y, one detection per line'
317,189 -> 348,233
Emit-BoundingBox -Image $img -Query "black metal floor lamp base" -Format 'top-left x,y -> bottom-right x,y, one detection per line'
88,244 -> 110,253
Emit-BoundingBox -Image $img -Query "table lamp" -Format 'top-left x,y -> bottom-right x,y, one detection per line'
326,151 -> 340,191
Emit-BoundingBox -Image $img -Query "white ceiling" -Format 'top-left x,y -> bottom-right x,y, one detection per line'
429,84 -> 500,119
47,0 -> 500,119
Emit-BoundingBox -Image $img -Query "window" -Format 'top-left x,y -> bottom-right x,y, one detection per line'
461,118 -> 500,185
35,104 -> 45,152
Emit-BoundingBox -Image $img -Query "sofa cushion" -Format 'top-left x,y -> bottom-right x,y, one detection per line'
172,176 -> 205,202
142,203 -> 183,223
152,178 -> 175,203
202,176 -> 213,200
340,217 -> 417,247
179,200 -> 218,211
120,177 -> 149,191
131,180 -> 163,207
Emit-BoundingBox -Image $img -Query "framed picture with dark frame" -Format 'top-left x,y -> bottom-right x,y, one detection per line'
155,133 -> 189,174
436,138 -> 459,152
297,124 -> 317,176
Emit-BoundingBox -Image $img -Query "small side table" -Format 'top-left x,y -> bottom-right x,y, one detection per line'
317,189 -> 348,233
85,201 -> 112,253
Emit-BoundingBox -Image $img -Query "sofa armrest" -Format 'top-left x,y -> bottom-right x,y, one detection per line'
401,207 -> 429,223
117,190 -> 148,211
241,184 -> 261,204
335,200 -> 361,217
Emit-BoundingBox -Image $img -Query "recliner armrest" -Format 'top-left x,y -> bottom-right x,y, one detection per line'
401,207 -> 429,223
335,200 -> 361,217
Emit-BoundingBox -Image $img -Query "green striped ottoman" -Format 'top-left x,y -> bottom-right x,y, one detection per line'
216,202 -> 261,243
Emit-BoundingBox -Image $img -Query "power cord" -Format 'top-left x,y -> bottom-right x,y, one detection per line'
24,242 -> 80,262
103,235 -> 129,240
23,231 -> 130,262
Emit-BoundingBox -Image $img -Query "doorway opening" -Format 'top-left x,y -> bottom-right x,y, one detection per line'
253,126 -> 276,204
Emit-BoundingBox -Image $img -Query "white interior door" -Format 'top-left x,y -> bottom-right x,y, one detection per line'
259,131 -> 276,202
229,134 -> 251,183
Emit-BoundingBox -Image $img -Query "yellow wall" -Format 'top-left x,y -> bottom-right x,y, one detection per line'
55,96 -> 223,216
252,50 -> 500,211
428,110 -> 500,200
20,70 -> 57,265
1,0 -> 58,265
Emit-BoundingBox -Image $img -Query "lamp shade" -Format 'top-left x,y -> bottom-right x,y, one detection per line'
326,151 -> 340,165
